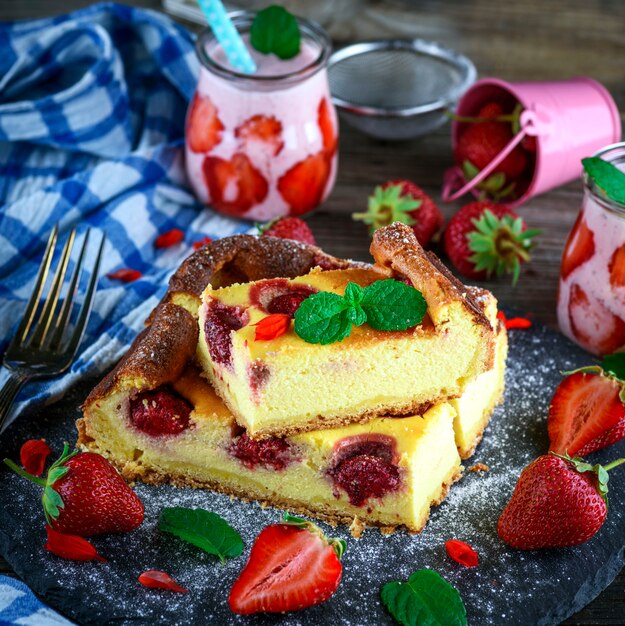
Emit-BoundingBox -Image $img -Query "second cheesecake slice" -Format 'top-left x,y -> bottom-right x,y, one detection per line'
198,223 -> 497,439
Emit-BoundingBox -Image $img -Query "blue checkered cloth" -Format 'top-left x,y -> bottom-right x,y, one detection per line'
0,2 -> 252,433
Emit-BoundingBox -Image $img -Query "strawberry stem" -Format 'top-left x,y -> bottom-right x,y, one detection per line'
3,458 -> 47,486
603,458 -> 625,472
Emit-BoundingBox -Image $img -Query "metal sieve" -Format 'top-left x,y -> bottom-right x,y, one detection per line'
328,39 -> 476,140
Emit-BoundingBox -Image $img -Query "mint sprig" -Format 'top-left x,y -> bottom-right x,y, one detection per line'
294,279 -> 426,344
381,569 -> 467,626
250,5 -> 301,60
159,507 -> 243,563
582,157 -> 625,205
602,352 -> 625,381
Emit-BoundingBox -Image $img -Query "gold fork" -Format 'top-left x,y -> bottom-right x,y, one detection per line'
0,225 -> 105,433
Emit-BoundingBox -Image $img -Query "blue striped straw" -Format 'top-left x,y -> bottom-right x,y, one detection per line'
197,0 -> 257,74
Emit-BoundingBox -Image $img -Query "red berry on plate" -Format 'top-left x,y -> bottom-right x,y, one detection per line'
186,93 -> 224,154
203,153 -> 269,217
278,152 -> 331,215
229,516 -> 345,614
548,370 -> 625,457
560,213 -> 595,280
235,114 -> 284,157
443,201 -> 539,284
45,526 -> 107,562
260,216 -> 316,246
497,452 -> 624,550
20,439 -> 51,476
4,443 -> 144,537
139,570 -> 189,593
353,180 -> 444,248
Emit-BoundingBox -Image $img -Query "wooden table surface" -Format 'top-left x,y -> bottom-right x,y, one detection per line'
1,1 -> 624,624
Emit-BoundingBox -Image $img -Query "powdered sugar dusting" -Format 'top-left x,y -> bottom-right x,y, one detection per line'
1,322 -> 625,625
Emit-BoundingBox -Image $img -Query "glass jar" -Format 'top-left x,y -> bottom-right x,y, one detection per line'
557,142 -> 625,356
185,12 -> 338,221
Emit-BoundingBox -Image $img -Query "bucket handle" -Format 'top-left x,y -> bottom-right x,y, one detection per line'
441,108 -> 547,203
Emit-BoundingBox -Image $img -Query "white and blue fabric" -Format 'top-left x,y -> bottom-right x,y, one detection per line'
0,575 -> 74,625
0,2 -> 251,432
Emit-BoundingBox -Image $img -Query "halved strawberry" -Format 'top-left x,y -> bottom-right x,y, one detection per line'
186,94 -> 224,154
203,153 -> 268,217
228,515 -> 345,614
609,243 -> 625,289
235,115 -> 284,157
548,371 -> 625,456
568,283 -> 625,355
318,98 -> 337,155
278,151 -> 331,215
561,213 -> 595,280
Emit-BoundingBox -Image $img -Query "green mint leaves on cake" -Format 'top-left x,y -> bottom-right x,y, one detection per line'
159,507 -> 243,563
294,279 -> 427,344
250,5 -> 301,60
582,157 -> 625,205
381,569 -> 467,626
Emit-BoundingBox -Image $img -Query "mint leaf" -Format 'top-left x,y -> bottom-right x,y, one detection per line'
294,291 -> 352,344
602,353 -> 625,381
344,283 -> 366,325
159,507 -> 243,563
381,569 -> 467,626
250,5 -> 301,60
361,279 -> 426,330
582,157 -> 625,205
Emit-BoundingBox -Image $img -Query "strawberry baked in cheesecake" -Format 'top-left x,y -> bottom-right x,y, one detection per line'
198,224 -> 497,438
79,227 -> 506,534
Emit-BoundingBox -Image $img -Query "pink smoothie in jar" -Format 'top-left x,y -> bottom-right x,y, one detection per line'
186,13 -> 338,221
557,142 -> 625,356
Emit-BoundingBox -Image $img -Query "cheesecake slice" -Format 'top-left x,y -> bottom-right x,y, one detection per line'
198,224 -> 496,438
78,230 -> 506,535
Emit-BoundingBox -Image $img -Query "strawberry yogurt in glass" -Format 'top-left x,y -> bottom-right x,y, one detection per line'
557,143 -> 625,356
186,12 -> 338,221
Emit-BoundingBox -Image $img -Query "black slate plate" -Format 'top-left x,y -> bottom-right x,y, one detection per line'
1,322 -> 625,626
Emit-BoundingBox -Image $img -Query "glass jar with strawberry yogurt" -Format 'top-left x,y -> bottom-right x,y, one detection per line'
557,143 -> 625,356
186,12 -> 338,221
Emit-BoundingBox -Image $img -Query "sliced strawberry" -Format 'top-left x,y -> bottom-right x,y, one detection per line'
203,153 -> 269,217
561,213 -> 595,280
318,98 -> 337,154
568,283 -> 625,355
229,518 -> 344,614
278,152 -> 331,215
548,372 -> 625,456
186,94 -> 224,154
609,243 -> 625,288
235,115 -> 284,157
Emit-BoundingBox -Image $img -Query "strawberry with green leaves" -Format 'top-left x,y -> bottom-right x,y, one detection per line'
229,513 -> 345,614
443,201 -> 539,284
548,353 -> 625,457
4,442 -> 144,537
353,180 -> 444,248
498,452 -> 624,550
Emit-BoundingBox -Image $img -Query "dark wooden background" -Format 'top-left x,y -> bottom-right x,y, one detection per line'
1,1 -> 625,624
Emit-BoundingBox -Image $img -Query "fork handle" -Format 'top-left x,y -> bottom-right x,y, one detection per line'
0,369 -> 31,434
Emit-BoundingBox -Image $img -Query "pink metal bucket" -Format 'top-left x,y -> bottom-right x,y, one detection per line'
442,77 -> 622,207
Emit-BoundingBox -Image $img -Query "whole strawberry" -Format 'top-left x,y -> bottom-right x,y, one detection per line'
229,513 -> 345,614
443,201 -> 539,284
4,443 -> 144,536
352,180 -> 444,248
498,452 -> 624,550
454,101 -> 529,199
260,217 -> 316,246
